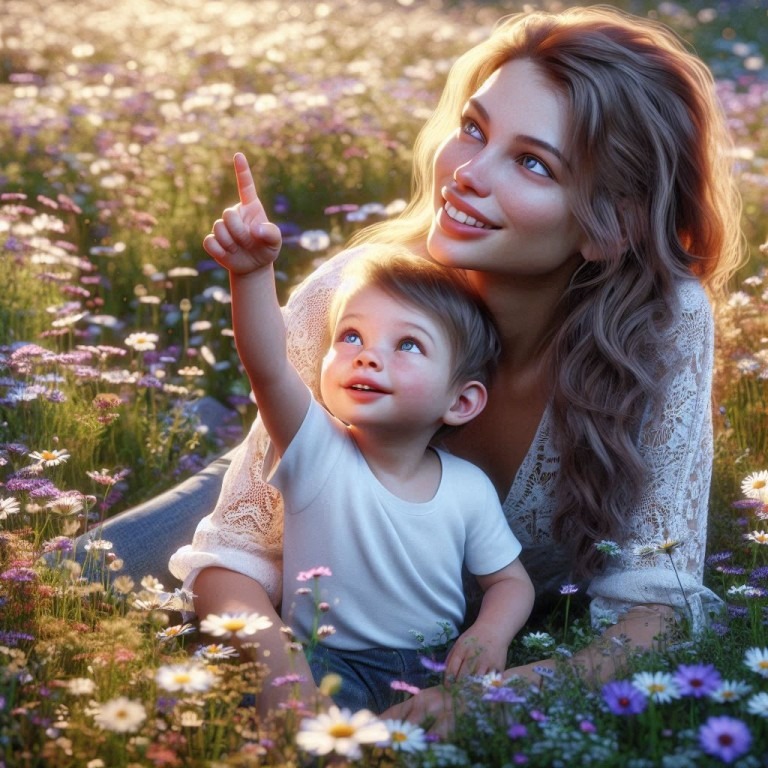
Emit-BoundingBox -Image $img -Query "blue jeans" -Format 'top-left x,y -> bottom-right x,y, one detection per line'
308,644 -> 447,714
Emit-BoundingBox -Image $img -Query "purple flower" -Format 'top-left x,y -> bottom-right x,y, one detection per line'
602,680 -> 648,716
507,723 -> 528,740
419,657 -> 447,673
699,716 -> 751,764
674,663 -> 722,698
483,687 -> 527,704
0,567 -> 37,582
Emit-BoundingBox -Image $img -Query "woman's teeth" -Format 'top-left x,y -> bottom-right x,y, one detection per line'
444,202 -> 493,229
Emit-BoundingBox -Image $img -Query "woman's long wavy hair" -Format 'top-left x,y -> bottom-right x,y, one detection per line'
351,6 -> 744,577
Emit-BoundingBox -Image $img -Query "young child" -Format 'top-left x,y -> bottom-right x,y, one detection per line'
202,152 -> 534,712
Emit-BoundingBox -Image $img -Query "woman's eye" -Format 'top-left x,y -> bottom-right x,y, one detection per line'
341,331 -> 362,345
461,117 -> 484,141
399,339 -> 423,354
519,154 -> 552,178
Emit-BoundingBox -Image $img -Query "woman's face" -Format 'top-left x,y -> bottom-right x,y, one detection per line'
427,58 -> 590,282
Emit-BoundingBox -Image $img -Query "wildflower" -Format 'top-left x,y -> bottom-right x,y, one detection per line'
83,539 -> 113,552
298,230 -> 331,252
41,536 -> 75,556
744,530 -> 768,545
521,631 -> 556,651
379,719 -> 428,752
199,612 -> 273,639
673,663 -> 722,698
746,692 -> 768,717
295,705 -> 389,759
744,647 -> 768,678
317,624 -> 336,639
636,538 -> 682,558
296,566 -> 333,581
46,494 -> 84,516
124,332 -> 159,351
631,671 -> 681,703
483,686 -> 527,704
178,710 -> 204,728
698,716 -> 751,764
602,680 -> 648,715
156,662 -> 216,694
28,448 -> 70,467
93,696 -> 147,733
559,583 -> 579,595
741,471 -> 768,502
0,497 -> 21,519
67,678 -> 96,696
271,673 -> 307,687
195,644 -> 238,661
710,680 -> 752,703
157,623 -> 196,642
508,723 -> 528,739
391,680 -> 421,696
420,657 -> 447,674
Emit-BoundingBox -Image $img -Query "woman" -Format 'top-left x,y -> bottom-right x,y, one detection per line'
169,5 -> 743,718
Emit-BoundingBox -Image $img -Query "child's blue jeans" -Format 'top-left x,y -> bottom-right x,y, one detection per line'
308,644 -> 446,714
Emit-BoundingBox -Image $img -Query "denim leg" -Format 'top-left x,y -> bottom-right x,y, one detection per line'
308,645 -> 447,714
62,452 -> 233,586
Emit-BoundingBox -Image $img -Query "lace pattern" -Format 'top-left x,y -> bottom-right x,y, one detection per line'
169,252 -> 721,629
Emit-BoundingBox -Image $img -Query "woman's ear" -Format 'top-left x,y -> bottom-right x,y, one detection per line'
443,381 -> 488,427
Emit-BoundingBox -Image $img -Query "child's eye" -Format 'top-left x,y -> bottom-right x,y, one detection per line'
399,339 -> 423,354
341,331 -> 362,345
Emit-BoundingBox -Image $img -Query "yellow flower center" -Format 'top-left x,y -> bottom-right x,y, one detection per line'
391,731 -> 407,743
754,480 -> 766,489
648,684 -> 666,694
223,619 -> 246,631
329,724 -> 356,738
174,673 -> 192,684
759,661 -> 768,670
41,451 -> 57,460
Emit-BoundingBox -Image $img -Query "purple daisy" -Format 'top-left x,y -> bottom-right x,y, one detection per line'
699,716 -> 751,764
602,680 -> 648,716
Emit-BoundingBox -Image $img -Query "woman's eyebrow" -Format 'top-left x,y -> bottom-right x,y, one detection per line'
467,96 -> 567,167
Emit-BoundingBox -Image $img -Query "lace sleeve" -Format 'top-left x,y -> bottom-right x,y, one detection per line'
168,247 -> 365,603
588,279 -> 723,631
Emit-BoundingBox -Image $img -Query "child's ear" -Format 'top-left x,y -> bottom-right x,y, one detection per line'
443,381 -> 488,427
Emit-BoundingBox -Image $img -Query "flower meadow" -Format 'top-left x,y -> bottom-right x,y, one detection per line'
1,0 -> 768,765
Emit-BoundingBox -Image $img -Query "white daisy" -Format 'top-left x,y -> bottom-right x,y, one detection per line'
67,677 -> 96,696
155,662 -> 216,694
28,448 -> 70,467
744,647 -> 768,678
746,692 -> 768,717
709,679 -> 752,703
296,706 -> 389,759
631,671 -> 681,704
198,612 -> 273,639
379,719 -> 428,753
124,332 -> 159,351
0,497 -> 21,519
92,696 -> 146,733
741,471 -> 768,502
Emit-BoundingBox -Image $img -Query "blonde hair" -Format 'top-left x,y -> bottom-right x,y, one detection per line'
350,7 -> 744,576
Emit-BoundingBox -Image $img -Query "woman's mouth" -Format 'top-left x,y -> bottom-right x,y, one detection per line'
443,201 -> 496,230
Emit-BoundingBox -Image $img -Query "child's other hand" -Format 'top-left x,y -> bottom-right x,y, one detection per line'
443,625 -> 508,680
203,152 -> 282,274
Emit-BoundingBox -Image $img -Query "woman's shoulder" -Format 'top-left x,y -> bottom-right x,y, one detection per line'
673,277 -> 711,315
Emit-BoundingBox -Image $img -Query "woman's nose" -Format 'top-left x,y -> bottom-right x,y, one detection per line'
454,153 -> 492,197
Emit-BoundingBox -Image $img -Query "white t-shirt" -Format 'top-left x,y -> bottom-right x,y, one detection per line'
266,396 -> 522,651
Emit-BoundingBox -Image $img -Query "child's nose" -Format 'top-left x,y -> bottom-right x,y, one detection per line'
354,348 -> 381,369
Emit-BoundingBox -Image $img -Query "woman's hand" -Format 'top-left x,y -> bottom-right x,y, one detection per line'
203,152 -> 282,275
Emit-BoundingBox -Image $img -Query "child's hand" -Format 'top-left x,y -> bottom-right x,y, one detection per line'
203,152 -> 282,274
444,624 -> 508,680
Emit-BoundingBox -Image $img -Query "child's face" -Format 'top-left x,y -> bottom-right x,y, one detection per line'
319,285 -> 458,434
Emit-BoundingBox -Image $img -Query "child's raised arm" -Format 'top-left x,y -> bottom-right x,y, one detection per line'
203,152 -> 310,457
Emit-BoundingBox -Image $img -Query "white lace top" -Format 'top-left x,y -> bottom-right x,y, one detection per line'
169,245 -> 723,631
